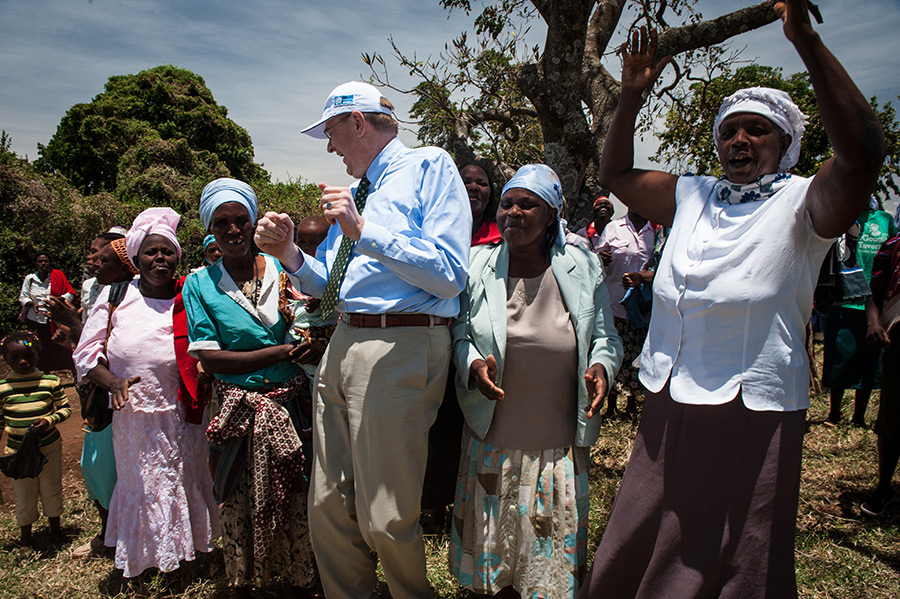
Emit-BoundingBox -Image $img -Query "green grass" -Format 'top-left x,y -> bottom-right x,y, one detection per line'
1,383 -> 898,598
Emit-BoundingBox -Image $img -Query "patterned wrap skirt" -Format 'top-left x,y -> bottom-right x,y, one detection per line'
220,458 -> 316,588
449,428 -> 589,599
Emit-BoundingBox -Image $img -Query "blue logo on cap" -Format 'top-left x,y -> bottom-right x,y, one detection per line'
334,95 -> 355,107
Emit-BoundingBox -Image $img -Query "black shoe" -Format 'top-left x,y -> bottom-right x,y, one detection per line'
861,491 -> 894,517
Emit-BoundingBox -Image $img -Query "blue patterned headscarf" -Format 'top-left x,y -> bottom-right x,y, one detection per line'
501,164 -> 567,246
199,178 -> 258,231
202,234 -> 216,249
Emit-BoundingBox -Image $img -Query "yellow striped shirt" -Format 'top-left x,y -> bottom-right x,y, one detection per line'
0,369 -> 71,455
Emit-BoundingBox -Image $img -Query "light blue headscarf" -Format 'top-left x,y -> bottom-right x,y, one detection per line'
501,164 -> 567,246
202,234 -> 218,265
199,178 -> 258,231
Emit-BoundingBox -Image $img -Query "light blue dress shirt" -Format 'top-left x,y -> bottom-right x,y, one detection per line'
291,138 -> 471,317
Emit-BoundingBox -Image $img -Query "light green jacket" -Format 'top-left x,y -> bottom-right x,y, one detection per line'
451,242 -> 623,447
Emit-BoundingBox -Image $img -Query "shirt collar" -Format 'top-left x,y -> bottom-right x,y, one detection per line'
6,368 -> 41,380
364,137 -> 405,187
624,214 -> 652,234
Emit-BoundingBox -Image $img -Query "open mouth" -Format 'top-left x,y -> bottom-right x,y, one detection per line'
729,155 -> 753,168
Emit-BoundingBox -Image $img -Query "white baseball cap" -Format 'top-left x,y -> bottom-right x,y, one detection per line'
301,81 -> 394,139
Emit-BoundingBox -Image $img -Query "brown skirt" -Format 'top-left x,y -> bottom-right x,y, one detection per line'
580,383 -> 806,599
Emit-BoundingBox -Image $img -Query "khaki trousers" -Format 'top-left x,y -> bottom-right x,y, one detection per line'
13,444 -> 63,527
309,321 -> 450,599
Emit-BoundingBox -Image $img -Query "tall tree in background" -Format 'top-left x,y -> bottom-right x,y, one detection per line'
368,0 -> 857,225
35,65 -> 267,212
1,64 -> 324,331
654,64 -> 900,202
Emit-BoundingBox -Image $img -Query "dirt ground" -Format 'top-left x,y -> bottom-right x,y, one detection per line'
0,368 -> 87,514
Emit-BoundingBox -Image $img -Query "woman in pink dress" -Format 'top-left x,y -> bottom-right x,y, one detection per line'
74,207 -> 220,578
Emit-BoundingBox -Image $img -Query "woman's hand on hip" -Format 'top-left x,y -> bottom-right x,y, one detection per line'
471,355 -> 504,401
584,363 -> 609,419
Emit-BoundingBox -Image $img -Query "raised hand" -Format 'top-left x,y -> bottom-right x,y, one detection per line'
620,26 -> 672,95
774,0 -> 815,43
319,182 -> 365,242
471,355 -> 504,402
255,212 -> 302,271
584,363 -> 609,419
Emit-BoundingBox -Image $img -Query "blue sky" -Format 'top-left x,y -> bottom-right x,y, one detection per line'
2,0 -> 899,197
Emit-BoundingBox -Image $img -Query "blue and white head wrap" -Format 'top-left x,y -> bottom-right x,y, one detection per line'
202,234 -> 216,249
501,164 -> 567,246
199,178 -> 258,231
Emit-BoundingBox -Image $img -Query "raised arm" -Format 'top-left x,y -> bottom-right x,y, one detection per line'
778,0 -> 886,238
599,27 -> 677,227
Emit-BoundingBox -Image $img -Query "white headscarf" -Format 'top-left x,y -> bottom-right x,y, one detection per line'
713,87 -> 808,172
125,207 -> 182,265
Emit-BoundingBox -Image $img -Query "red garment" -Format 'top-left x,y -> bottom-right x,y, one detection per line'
48,268 -> 75,297
585,222 -> 598,238
472,221 -> 502,246
47,268 -> 75,339
173,278 -> 208,424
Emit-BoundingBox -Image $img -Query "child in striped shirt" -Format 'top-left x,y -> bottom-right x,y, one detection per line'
1,331 -> 71,550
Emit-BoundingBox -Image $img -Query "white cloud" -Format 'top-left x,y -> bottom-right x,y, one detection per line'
2,0 -> 898,190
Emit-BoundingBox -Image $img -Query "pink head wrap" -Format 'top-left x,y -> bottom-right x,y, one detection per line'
125,207 -> 182,264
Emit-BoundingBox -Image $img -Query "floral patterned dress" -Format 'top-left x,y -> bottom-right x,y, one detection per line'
74,282 -> 220,578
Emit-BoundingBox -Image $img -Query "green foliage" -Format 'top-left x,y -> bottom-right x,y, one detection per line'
654,64 -> 900,201
407,47 -> 544,168
0,142 -> 133,334
1,64 -> 324,334
872,96 -> 900,201
35,65 -> 267,198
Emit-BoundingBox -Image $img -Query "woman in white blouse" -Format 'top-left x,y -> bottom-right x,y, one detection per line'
580,2 -> 886,597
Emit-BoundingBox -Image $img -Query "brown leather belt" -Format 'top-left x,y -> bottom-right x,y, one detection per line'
342,313 -> 450,328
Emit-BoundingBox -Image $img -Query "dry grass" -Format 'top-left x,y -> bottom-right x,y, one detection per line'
2,362 -> 898,598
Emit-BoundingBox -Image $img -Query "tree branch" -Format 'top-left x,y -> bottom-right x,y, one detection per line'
657,1 -> 780,59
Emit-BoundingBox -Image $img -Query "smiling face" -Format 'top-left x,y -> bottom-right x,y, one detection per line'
137,234 -> 179,289
716,113 -> 791,184
459,164 -> 493,227
592,198 -> 614,230
325,111 -> 366,178
210,202 -> 254,260
497,188 -> 556,252
95,243 -> 131,285
3,340 -> 38,375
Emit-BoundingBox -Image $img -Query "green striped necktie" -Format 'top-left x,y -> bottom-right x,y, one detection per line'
318,176 -> 370,317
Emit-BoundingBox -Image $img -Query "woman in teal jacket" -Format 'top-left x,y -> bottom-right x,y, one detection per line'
449,164 -> 623,599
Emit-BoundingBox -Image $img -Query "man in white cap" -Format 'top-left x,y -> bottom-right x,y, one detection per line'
255,81 -> 470,599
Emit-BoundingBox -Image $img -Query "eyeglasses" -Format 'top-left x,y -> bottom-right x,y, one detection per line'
324,114 -> 352,140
